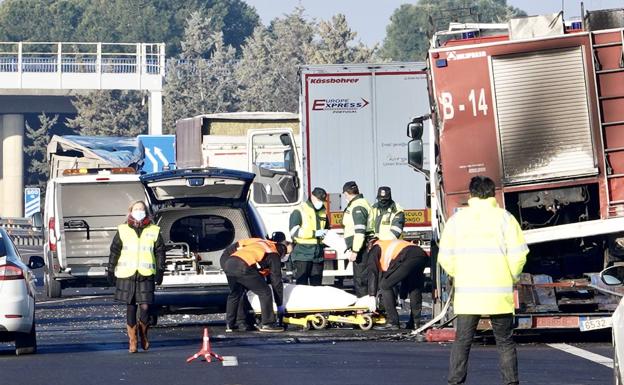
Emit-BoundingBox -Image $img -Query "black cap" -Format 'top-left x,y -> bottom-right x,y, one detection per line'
342,181 -> 358,193
377,186 -> 392,200
311,187 -> 327,201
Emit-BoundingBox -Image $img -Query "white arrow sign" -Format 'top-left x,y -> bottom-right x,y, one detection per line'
144,148 -> 158,173
153,146 -> 169,167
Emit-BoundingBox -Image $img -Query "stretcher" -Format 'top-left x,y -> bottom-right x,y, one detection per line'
257,306 -> 386,331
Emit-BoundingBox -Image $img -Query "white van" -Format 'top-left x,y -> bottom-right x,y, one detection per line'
43,168 -> 145,298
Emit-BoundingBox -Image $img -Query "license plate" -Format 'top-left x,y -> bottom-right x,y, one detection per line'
579,316 -> 613,332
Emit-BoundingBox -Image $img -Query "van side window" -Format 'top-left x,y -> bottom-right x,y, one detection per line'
169,215 -> 235,252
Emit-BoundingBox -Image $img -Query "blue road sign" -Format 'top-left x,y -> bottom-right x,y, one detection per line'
138,135 -> 176,174
24,187 -> 40,218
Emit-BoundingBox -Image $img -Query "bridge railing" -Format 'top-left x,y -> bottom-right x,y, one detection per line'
0,42 -> 165,90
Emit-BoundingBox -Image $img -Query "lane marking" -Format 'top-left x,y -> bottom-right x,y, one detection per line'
38,295 -> 104,305
547,343 -> 613,368
222,356 -> 238,366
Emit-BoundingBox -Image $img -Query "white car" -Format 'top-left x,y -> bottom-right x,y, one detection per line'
600,265 -> 624,384
0,227 -> 45,355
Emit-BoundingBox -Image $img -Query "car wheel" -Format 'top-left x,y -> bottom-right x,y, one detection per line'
15,322 -> 37,356
45,270 -> 62,298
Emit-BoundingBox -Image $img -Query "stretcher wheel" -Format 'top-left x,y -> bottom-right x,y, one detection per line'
311,314 -> 327,330
359,314 -> 374,331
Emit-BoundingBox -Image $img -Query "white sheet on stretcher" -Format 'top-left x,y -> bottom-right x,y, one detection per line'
247,283 -> 370,312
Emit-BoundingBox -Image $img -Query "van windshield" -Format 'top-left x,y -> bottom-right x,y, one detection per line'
61,182 -> 146,217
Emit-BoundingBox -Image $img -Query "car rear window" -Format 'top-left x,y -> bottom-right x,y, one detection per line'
169,215 -> 235,252
61,182 -> 145,217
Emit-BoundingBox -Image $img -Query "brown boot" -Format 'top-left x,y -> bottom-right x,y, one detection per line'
138,321 -> 150,351
127,325 -> 138,353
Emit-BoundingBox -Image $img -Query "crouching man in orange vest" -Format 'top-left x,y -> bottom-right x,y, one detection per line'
367,239 -> 428,330
220,238 -> 289,332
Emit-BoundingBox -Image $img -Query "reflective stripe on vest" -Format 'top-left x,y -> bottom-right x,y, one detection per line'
293,202 -> 327,245
342,197 -> 373,239
233,239 -> 277,266
115,224 -> 160,278
376,239 -> 412,272
374,204 -> 404,240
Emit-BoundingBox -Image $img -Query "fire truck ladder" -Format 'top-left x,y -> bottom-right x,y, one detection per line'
592,28 -> 624,216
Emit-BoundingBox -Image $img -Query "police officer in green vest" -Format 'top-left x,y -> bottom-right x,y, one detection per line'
371,186 -> 405,240
289,187 -> 329,286
342,181 -> 374,297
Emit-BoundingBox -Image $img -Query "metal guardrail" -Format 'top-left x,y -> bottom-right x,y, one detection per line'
0,42 -> 165,76
0,217 -> 44,247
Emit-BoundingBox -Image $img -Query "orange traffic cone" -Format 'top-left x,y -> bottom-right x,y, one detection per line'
187,327 -> 224,363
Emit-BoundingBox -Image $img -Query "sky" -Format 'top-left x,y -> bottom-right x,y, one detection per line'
243,0 -> 624,47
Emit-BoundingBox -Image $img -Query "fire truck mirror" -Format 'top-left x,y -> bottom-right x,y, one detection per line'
407,118 -> 424,140
408,139 -> 424,170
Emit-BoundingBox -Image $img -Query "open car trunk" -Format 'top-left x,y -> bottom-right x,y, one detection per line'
140,168 -> 257,288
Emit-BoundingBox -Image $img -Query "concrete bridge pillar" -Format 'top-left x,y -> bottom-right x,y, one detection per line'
149,90 -> 162,135
2,114 -> 24,217
0,117 -> 3,217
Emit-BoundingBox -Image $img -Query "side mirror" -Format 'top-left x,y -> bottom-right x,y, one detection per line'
600,265 -> 624,286
28,255 -> 45,270
408,139 -> 424,170
279,133 -> 292,146
270,231 -> 286,243
407,117 -> 424,140
31,212 -> 43,230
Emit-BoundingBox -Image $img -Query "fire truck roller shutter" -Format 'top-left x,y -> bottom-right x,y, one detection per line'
491,46 -> 598,185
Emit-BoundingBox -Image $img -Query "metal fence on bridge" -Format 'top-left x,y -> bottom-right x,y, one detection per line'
0,42 -> 165,91
0,217 -> 44,247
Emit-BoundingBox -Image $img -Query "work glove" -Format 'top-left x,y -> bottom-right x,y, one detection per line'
365,295 -> 377,312
277,305 -> 286,314
155,270 -> 164,286
314,229 -> 328,238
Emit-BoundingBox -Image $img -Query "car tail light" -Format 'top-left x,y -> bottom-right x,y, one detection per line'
0,264 -> 24,280
49,217 -> 57,252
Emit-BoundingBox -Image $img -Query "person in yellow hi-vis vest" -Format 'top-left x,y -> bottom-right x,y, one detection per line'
108,201 -> 165,354
438,176 -> 528,385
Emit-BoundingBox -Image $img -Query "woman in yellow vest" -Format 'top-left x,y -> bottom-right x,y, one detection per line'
367,239 -> 428,330
220,237 -> 289,332
108,201 -> 165,353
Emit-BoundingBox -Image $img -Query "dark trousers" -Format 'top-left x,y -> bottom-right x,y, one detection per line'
293,260 -> 323,286
448,314 -> 518,385
353,248 -> 370,297
379,255 -> 427,326
224,262 -> 276,326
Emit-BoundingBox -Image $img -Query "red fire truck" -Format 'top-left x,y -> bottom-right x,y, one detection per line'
409,9 -> 624,331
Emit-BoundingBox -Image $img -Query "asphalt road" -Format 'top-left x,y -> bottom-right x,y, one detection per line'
1,246 -> 616,385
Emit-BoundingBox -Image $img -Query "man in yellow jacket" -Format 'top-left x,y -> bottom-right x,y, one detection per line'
438,176 -> 528,385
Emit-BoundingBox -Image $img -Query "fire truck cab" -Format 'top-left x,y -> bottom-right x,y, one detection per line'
410,9 -> 624,331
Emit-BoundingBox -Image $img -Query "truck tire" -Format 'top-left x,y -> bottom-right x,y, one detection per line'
44,270 -> 62,298
15,322 -> 37,355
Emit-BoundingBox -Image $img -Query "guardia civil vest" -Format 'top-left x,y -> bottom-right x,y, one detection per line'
292,201 -> 327,245
342,195 -> 374,252
232,238 -> 278,266
375,239 -> 412,272
372,202 -> 404,240
115,224 -> 160,278
438,197 -> 529,315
